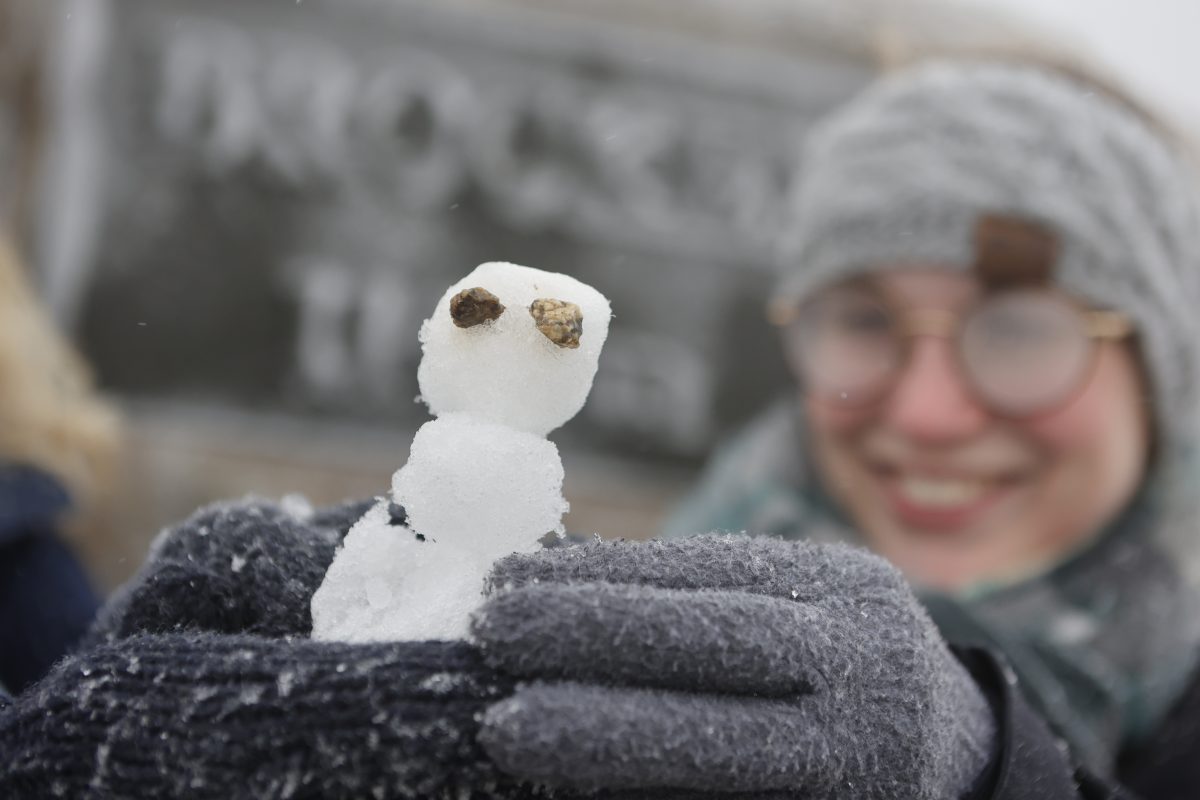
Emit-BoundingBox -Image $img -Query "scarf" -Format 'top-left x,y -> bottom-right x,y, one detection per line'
663,398 -> 1200,775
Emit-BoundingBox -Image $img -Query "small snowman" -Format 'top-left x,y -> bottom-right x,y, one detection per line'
310,262 -> 611,641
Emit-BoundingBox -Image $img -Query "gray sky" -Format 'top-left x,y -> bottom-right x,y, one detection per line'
968,0 -> 1200,134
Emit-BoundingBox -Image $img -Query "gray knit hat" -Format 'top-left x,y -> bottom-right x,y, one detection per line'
777,61 -> 1200,443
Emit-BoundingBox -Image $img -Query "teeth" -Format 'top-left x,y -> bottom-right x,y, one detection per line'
897,477 -> 984,508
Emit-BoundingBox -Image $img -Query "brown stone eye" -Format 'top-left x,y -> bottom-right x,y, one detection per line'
529,298 -> 583,349
450,287 -> 505,328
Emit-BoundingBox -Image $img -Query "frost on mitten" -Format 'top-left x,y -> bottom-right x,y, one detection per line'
87,498 -> 370,645
0,633 -> 551,799
474,536 -> 997,799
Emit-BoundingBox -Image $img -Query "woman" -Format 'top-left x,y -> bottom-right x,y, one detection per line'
664,59 -> 1200,790
2,60 -> 1193,798
0,238 -> 117,695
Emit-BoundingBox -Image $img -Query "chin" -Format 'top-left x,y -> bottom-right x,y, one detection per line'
859,507 -> 1036,591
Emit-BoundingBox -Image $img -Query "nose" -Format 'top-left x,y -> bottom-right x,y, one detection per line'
880,337 -> 990,442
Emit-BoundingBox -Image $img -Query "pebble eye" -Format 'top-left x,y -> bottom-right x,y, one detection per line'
450,287 -> 505,328
529,298 -> 583,348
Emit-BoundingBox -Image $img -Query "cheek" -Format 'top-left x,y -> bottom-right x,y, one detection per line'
1020,348 -> 1150,471
1021,390 -> 1110,450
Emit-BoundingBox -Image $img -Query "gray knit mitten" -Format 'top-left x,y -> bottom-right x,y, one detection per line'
4,634 -> 531,799
472,535 -> 997,799
84,497 -> 372,646
1,499 -> 540,800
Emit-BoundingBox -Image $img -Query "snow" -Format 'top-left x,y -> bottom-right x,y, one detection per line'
310,262 -> 609,642
393,414 -> 567,550
280,493 -> 314,520
416,261 -> 611,436
311,501 -> 496,640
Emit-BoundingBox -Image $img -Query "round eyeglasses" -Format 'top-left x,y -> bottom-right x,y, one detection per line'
767,283 -> 1134,417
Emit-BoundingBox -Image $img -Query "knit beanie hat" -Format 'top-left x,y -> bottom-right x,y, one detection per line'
776,61 -> 1200,450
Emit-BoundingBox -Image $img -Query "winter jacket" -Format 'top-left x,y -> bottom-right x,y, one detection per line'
966,645 -> 1200,799
0,465 -> 100,695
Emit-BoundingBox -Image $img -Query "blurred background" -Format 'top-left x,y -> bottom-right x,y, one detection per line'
4,0 -> 1196,591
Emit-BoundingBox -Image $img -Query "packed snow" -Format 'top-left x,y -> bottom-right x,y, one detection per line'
417,261 -> 611,436
311,262 -> 611,641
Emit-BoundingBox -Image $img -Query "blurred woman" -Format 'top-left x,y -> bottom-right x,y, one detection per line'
665,58 -> 1200,790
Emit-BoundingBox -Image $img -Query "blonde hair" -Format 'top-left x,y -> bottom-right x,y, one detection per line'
0,237 -> 120,505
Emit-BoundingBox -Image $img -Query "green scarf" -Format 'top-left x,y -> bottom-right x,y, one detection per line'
663,399 -> 1200,775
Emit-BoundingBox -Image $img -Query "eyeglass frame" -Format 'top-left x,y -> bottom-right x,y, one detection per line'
766,285 -> 1135,418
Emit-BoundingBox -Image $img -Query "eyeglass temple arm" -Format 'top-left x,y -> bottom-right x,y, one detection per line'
1083,310 -> 1133,340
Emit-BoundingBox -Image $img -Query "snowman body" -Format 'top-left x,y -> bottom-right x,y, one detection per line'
311,263 -> 610,642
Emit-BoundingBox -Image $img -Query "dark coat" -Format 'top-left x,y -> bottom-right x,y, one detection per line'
0,466 -> 100,695
959,644 -> 1200,799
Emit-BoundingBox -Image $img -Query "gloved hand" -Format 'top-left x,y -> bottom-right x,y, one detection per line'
0,499 -> 540,800
85,497 -> 372,645
471,535 -> 998,799
3,634 -> 529,799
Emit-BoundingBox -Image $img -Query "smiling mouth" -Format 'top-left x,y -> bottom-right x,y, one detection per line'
897,476 -> 986,507
869,465 -> 1025,532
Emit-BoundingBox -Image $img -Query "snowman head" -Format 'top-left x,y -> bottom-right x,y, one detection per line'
417,262 -> 612,436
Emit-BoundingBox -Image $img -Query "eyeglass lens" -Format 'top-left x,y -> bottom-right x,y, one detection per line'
784,287 -> 1096,415
786,288 -> 902,402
